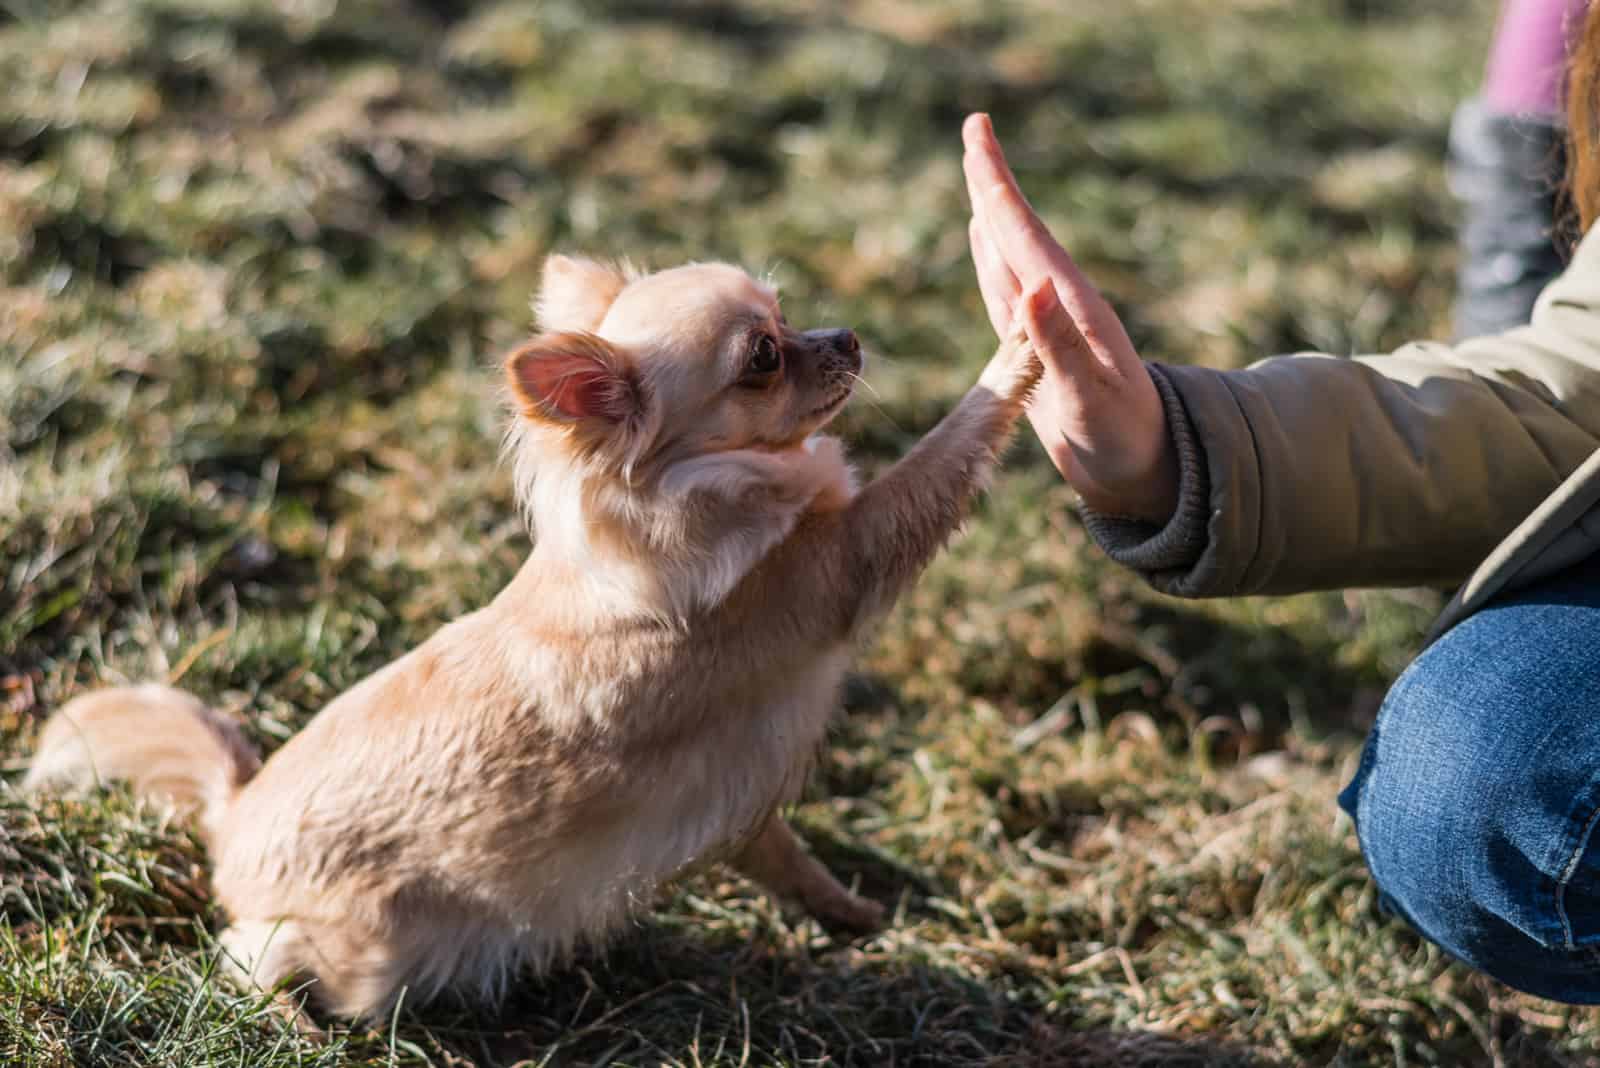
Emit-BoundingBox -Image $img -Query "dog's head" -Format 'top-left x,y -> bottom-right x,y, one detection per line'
502,255 -> 863,616
505,255 -> 862,474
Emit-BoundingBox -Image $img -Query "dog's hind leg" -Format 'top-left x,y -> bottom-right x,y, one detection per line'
731,815 -> 883,931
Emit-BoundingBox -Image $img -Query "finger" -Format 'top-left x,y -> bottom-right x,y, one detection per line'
962,116 -> 1104,316
1020,277 -> 1104,387
961,114 -> 1063,277
969,217 -> 1019,338
960,113 -> 1006,226
961,113 -> 1018,211
963,114 -> 1144,381
961,114 -> 1068,301
962,115 -> 1034,256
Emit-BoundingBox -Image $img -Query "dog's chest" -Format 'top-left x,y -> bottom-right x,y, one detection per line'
547,641 -> 852,888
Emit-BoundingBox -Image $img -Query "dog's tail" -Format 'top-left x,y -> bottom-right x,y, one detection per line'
23,683 -> 262,845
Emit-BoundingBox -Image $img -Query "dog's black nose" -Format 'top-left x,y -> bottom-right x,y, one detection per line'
808,328 -> 859,355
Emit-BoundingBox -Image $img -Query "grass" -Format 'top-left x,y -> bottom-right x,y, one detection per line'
2,0 -> 1597,1064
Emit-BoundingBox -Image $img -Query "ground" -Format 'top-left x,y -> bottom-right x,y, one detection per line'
2,1 -> 1597,1065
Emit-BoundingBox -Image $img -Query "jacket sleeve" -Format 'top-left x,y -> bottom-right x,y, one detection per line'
1083,229 -> 1600,597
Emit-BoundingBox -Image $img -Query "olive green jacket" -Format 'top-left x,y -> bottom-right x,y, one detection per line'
1085,227 -> 1600,642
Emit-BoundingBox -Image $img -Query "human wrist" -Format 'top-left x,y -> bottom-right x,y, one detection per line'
1075,433 -> 1179,526
1076,363 -> 1212,582
1069,361 -> 1183,525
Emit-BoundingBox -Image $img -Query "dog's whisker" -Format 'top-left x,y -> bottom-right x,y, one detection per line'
842,373 -> 905,433
860,397 -> 905,432
843,370 -> 884,401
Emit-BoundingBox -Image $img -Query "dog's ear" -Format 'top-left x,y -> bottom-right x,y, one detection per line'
506,331 -> 643,426
535,254 -> 629,333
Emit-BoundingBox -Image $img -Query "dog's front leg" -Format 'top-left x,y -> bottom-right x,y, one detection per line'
836,329 -> 1042,628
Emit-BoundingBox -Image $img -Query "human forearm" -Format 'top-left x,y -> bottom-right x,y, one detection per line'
1095,339 -> 1600,597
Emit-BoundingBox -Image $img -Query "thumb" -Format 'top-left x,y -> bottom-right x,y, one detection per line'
1020,278 -> 1108,387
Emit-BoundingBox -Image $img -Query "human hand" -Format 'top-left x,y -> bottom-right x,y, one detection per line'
962,113 -> 1179,525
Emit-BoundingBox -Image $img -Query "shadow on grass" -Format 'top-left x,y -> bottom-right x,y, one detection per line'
1092,593 -> 1401,741
400,922 -> 1275,1068
1,790 -> 1267,1067
849,570 -> 1406,762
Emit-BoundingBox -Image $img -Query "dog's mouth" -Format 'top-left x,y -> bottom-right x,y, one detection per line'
807,386 -> 853,419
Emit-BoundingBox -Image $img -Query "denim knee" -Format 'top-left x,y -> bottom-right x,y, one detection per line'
1340,594 -> 1600,1003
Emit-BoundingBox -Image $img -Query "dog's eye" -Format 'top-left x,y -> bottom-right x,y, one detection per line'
747,334 -> 782,376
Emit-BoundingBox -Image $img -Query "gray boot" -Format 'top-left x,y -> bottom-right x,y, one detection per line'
1448,97 -> 1572,340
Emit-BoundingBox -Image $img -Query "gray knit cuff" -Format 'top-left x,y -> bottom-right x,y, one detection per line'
1079,363 -> 1211,582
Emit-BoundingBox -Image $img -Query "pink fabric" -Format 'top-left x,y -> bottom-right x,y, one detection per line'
1484,0 -> 1591,117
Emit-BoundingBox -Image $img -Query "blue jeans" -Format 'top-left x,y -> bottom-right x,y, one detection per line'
1340,555 -> 1600,1003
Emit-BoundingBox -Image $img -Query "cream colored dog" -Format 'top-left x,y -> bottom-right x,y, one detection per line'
25,255 -> 1041,1021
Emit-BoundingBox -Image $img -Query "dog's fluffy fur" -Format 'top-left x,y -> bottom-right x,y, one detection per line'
25,255 -> 1042,1021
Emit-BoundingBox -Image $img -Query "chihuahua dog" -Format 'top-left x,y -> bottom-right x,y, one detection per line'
25,255 -> 1042,1021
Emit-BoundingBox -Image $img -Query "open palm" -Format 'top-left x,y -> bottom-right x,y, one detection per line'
962,114 -> 1179,525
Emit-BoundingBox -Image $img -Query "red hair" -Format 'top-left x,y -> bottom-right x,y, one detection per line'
1569,4 -> 1600,230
